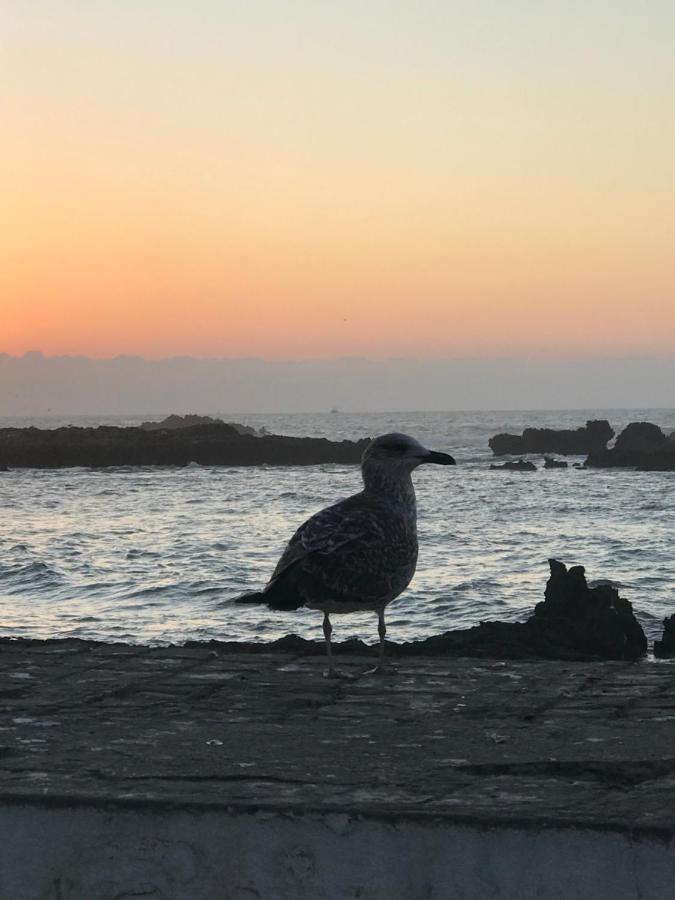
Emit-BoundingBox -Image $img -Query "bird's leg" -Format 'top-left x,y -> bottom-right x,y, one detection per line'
364,609 -> 395,675
378,609 -> 387,668
323,613 -> 338,679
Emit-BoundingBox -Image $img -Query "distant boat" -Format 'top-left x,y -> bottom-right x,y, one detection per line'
330,407 -> 339,414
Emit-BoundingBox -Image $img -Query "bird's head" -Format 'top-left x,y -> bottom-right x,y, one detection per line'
361,433 -> 455,481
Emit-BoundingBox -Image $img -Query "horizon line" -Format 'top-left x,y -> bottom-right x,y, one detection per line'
4,351 -> 675,365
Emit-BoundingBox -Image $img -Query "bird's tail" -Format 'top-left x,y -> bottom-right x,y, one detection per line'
234,574 -> 305,611
233,590 -> 266,605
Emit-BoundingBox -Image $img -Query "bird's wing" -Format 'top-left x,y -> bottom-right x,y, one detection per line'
269,493 -> 384,584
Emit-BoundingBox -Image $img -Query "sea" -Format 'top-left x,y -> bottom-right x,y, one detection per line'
1,409 -> 674,648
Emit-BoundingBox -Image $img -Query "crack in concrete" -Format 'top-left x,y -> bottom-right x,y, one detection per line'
90,769 -> 371,788
456,758 -> 675,785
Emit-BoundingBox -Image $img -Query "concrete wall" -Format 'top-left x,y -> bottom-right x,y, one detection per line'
1,802 -> 674,899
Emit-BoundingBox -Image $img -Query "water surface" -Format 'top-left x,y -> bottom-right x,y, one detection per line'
1,409 -> 673,646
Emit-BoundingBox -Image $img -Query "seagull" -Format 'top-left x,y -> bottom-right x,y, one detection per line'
236,433 -> 455,677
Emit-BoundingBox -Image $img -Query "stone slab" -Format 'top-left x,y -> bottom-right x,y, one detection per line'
2,639 -> 675,897
2,638 -> 675,833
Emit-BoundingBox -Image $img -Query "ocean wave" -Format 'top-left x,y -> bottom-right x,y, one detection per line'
125,548 -> 162,560
0,561 -> 64,591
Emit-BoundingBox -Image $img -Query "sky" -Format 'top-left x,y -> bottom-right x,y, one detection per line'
2,2 -> 674,362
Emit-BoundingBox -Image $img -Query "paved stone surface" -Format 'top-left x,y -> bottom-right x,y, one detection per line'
2,639 -> 675,837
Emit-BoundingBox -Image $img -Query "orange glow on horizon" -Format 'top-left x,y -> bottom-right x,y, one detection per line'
2,4 -> 674,361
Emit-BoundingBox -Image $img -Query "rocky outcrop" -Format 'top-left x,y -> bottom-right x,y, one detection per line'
654,615 -> 675,658
410,559 -> 645,661
586,422 -> 675,470
615,422 -> 668,454
544,457 -> 568,469
0,424 -> 370,469
527,559 -> 647,659
140,414 -> 260,437
490,459 -> 536,472
489,420 -> 614,456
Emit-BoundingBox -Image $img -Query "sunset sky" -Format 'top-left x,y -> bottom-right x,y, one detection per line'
2,2 -> 674,360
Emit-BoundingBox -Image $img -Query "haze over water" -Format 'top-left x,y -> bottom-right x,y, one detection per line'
1,409 -> 673,649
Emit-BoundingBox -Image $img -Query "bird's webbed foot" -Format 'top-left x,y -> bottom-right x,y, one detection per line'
363,664 -> 398,676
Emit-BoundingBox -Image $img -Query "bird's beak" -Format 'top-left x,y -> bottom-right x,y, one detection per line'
421,450 -> 456,465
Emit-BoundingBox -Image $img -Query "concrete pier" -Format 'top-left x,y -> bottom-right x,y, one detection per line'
1,638 -> 675,898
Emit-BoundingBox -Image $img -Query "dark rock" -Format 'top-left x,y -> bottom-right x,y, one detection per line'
654,615 -> 675,658
489,420 -> 614,456
0,424 -> 370,469
402,559 -> 645,661
615,422 -> 667,454
490,459 -> 537,471
488,432 -> 526,455
528,559 -> 646,659
141,413 -> 224,430
586,422 -> 675,470
140,414 -> 259,437
544,457 -> 568,469
233,423 -> 260,437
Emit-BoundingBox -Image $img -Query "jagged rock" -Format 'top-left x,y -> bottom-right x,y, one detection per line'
654,615 -> 675,658
140,414 -> 259,437
489,420 -> 613,456
528,560 -> 646,659
544,457 -> 568,469
400,561 -> 644,661
586,422 -> 675,470
490,459 -> 536,471
0,424 -> 370,469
